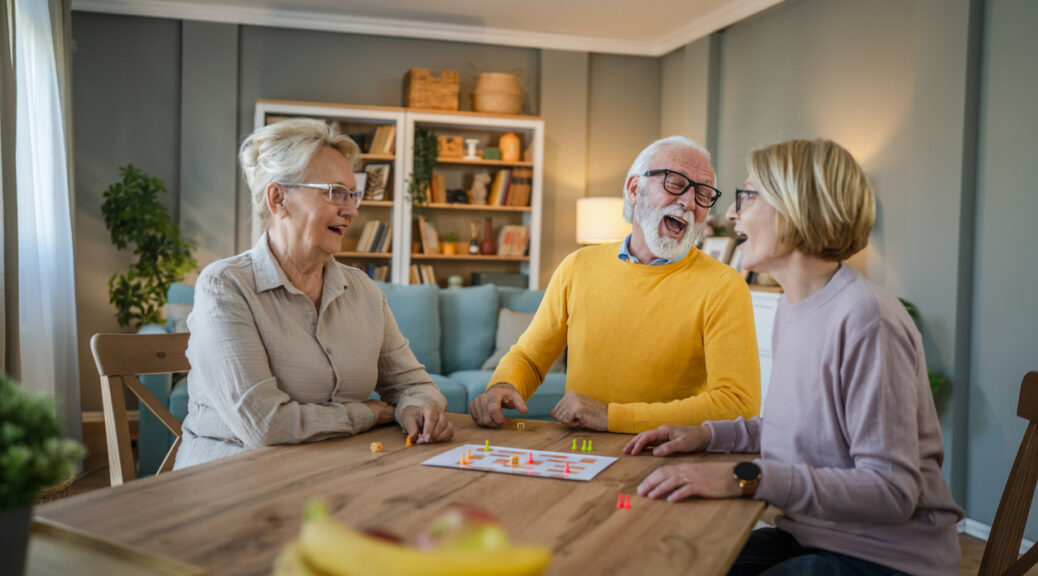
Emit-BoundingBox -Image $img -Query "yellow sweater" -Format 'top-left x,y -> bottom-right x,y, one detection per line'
489,243 -> 760,433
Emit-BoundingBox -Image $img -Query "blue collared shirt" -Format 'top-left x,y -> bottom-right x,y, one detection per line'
617,234 -> 690,265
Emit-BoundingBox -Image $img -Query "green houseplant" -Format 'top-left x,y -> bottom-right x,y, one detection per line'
407,127 -> 438,213
102,165 -> 197,329
0,374 -> 85,574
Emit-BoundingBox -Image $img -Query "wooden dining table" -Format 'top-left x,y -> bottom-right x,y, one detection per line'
36,414 -> 766,575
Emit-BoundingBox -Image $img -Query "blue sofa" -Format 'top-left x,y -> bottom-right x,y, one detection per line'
136,281 -> 565,476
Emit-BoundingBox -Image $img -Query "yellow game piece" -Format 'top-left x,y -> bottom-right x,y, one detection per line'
509,455 -> 520,467
484,440 -> 490,451
369,442 -> 382,453
406,435 -> 413,447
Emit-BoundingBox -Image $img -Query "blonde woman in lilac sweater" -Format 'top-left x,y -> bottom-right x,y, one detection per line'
624,139 -> 963,576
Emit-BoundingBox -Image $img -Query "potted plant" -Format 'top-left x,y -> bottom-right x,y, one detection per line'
0,375 -> 84,575
101,165 -> 197,329
441,232 -> 459,255
407,127 -> 438,215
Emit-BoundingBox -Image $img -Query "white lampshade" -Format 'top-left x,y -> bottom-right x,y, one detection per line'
576,197 -> 630,244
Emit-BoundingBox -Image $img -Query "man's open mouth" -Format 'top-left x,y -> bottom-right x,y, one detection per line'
663,215 -> 688,236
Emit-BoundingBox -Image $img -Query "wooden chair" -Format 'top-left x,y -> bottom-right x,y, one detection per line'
979,371 -> 1038,576
90,333 -> 190,487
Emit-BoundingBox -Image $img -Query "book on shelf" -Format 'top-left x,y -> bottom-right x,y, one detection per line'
496,225 -> 530,257
364,163 -> 391,201
488,169 -> 510,206
355,221 -> 378,252
350,262 -> 389,282
355,220 -> 392,253
369,124 -> 396,155
417,216 -> 441,255
429,172 -> 448,204
409,264 -> 437,285
376,222 -> 392,253
508,168 -> 533,207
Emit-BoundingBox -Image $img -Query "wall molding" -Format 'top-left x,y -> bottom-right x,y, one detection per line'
961,518 -> 1034,557
71,0 -> 783,57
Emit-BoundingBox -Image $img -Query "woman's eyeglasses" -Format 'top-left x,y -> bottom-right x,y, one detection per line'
734,189 -> 759,213
280,182 -> 362,207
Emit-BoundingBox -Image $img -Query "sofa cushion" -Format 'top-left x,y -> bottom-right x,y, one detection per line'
430,374 -> 468,414
495,285 -> 545,313
481,308 -> 565,373
447,370 -> 565,421
374,281 -> 442,374
439,284 -> 498,373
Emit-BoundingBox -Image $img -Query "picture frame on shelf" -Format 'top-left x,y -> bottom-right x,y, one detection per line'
364,163 -> 391,201
353,172 -> 367,196
702,236 -> 735,264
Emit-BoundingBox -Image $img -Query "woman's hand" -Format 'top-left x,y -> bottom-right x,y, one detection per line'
363,399 -> 395,426
623,425 -> 712,456
400,403 -> 454,444
637,463 -> 742,502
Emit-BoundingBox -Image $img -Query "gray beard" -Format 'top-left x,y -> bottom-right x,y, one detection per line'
635,198 -> 703,260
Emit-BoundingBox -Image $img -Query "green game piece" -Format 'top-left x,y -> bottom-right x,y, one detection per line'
588,440 -> 593,452
571,439 -> 578,450
581,440 -> 588,451
484,440 -> 490,451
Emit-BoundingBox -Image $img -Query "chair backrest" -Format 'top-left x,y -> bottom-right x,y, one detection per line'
90,333 -> 191,487
979,371 -> 1038,576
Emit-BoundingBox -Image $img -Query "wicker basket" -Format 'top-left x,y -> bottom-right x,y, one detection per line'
437,135 -> 464,159
404,68 -> 459,111
472,73 -> 523,115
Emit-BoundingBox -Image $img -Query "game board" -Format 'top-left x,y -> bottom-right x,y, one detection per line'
422,444 -> 617,482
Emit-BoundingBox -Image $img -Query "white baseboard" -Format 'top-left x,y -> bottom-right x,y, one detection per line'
962,517 -> 1034,557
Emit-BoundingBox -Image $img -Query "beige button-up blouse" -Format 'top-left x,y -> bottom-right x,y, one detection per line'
174,234 -> 444,469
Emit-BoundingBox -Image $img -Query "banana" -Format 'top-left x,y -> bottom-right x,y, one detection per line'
273,540 -> 334,576
295,503 -> 552,576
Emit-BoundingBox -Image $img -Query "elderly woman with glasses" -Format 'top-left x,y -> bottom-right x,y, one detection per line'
624,139 -> 963,576
174,118 -> 451,469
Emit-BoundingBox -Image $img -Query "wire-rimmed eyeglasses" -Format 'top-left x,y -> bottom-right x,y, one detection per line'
279,182 -> 362,207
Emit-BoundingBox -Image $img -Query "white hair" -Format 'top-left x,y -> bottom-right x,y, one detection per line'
622,136 -> 712,223
239,118 -> 360,228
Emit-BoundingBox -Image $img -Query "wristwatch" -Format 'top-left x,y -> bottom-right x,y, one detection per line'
733,461 -> 762,497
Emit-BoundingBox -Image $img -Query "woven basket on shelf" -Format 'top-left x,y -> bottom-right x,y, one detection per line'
472,72 -> 523,115
404,68 -> 459,111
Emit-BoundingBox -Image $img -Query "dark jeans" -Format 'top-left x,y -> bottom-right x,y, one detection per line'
727,528 -> 909,576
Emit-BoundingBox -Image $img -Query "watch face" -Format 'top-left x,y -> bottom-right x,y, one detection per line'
734,461 -> 761,481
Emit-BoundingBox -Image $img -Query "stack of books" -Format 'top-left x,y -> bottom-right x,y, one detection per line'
486,168 -> 532,207
355,220 -> 393,253
352,263 -> 389,282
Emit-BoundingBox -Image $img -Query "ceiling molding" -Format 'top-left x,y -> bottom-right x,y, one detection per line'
71,0 -> 783,57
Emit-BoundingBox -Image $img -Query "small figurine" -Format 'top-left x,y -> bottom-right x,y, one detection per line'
470,172 -> 491,205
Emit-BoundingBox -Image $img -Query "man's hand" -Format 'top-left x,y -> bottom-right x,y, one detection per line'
399,403 -> 454,444
622,425 -> 712,456
550,391 -> 608,431
469,383 -> 528,428
637,462 -> 742,502
363,399 -> 395,425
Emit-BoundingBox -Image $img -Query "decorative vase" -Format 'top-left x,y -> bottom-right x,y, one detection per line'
480,217 -> 496,255
0,504 -> 32,576
499,132 -> 520,163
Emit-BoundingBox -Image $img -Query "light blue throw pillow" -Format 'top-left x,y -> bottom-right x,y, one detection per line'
495,285 -> 545,313
440,284 -> 498,373
374,281 -> 442,374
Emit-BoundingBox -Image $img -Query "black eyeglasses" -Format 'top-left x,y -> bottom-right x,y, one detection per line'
279,182 -> 362,207
643,169 -> 722,208
734,189 -> 759,214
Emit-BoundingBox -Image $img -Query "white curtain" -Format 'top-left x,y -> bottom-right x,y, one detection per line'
1,0 -> 80,441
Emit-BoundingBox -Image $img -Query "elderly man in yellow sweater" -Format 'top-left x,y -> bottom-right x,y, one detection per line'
469,136 -> 760,433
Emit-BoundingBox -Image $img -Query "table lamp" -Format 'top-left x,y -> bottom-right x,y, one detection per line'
576,197 -> 630,244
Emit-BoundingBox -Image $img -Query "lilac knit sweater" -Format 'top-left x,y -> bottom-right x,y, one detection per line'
706,264 -> 963,576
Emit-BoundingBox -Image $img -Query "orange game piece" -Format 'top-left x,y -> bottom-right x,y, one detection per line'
405,435 -> 412,447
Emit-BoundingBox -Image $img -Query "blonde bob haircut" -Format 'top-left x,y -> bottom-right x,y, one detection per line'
748,139 -> 875,262
239,118 -> 360,228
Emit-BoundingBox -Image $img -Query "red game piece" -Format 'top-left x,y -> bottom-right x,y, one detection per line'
527,452 -> 535,465
564,462 -> 571,474
616,494 -> 625,509
624,495 -> 632,509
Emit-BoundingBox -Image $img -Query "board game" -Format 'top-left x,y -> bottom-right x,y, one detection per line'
421,444 -> 617,482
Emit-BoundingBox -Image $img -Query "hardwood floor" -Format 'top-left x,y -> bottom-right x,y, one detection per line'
58,464 -> 1027,575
